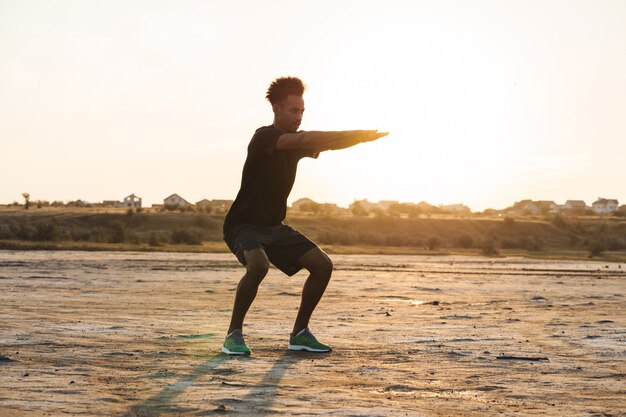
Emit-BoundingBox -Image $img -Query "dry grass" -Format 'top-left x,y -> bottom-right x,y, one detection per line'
1,208 -> 625,261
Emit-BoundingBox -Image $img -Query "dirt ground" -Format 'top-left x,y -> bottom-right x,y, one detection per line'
0,250 -> 624,416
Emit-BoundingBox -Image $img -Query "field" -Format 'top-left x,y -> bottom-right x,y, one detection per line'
1,250 -> 624,416
1,208 -> 626,261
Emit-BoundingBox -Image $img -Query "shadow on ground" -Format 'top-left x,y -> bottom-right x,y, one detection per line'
124,350 -> 324,416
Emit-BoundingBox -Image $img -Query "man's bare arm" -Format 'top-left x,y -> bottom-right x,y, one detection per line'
276,130 -> 388,152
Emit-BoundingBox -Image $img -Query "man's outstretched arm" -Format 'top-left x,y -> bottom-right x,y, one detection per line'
276,130 -> 388,153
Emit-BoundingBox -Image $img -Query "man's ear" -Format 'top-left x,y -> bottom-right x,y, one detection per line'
272,103 -> 279,114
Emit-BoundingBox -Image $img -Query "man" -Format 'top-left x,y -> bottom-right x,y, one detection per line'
222,76 -> 387,355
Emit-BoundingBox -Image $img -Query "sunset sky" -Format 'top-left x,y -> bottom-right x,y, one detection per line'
1,0 -> 625,211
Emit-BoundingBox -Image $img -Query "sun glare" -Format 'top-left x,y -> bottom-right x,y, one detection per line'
293,9 -> 528,210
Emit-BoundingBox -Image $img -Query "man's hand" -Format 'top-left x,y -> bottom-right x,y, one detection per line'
357,130 -> 389,143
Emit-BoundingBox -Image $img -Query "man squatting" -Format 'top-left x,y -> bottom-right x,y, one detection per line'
222,76 -> 387,355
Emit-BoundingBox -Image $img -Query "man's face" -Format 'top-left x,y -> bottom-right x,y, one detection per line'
273,95 -> 304,133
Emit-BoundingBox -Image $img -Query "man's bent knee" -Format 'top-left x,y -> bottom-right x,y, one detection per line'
244,248 -> 270,280
299,248 -> 333,277
318,255 -> 333,277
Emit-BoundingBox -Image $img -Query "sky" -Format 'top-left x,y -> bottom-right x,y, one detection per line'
1,0 -> 625,211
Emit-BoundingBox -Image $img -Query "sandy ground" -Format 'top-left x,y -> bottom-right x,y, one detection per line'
0,250 -> 624,417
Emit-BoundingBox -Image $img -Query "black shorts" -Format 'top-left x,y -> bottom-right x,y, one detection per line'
223,224 -> 318,276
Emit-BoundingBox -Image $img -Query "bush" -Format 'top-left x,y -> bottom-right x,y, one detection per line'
171,228 -> 203,245
501,236 -> 544,251
317,230 -> 358,245
482,237 -> 499,256
551,214 -> 568,229
85,226 -> 109,242
426,236 -> 441,250
501,238 -> 518,249
456,234 -> 474,248
350,202 -> 368,217
148,232 -> 167,247
33,221 -> 61,241
124,231 -> 141,245
108,223 -> 126,243
606,237 -> 625,251
358,232 -> 386,246
503,216 -> 516,228
16,223 -> 36,240
568,234 -> 580,247
385,234 -> 420,247
0,221 -> 19,239
588,238 -> 606,257
194,214 -> 211,228
522,236 -> 544,251
370,208 -> 387,219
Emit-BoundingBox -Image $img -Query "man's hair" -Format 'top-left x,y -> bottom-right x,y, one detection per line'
265,76 -> 306,104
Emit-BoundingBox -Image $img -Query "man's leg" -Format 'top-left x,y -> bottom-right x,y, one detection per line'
227,248 -> 270,334
292,247 -> 333,335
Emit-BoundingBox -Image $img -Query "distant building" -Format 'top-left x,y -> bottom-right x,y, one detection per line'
291,198 -> 343,215
537,201 -> 559,214
509,199 -> 540,215
210,199 -> 233,209
441,204 -> 472,214
123,194 -> 142,208
415,201 -> 439,212
102,200 -> 121,208
592,198 -> 619,215
291,198 -> 317,211
508,200 -> 557,215
377,200 -> 399,210
349,199 -> 404,212
561,200 -> 587,213
164,194 -> 192,207
348,198 -> 376,210
196,199 -> 211,207
102,194 -> 141,208
349,199 -> 376,211
196,199 -> 233,212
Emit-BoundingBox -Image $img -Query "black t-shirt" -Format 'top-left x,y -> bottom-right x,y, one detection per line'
223,125 -> 317,232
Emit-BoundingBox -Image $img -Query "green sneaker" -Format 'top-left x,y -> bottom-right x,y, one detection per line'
221,329 -> 251,355
288,328 -> 332,352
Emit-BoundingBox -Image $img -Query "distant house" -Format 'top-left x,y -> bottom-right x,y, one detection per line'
508,200 -> 557,216
195,199 -> 233,213
377,200 -> 399,210
592,198 -> 619,215
349,199 -> 376,211
320,203 -> 343,214
291,198 -> 317,211
510,199 -> 540,215
561,200 -> 587,213
102,200 -> 121,208
441,204 -> 471,214
537,201 -> 559,214
164,194 -> 192,207
415,201 -> 440,212
123,193 -> 142,208
210,199 -> 233,211
102,193 -> 141,208
196,199 -> 211,207
291,198 -> 343,215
